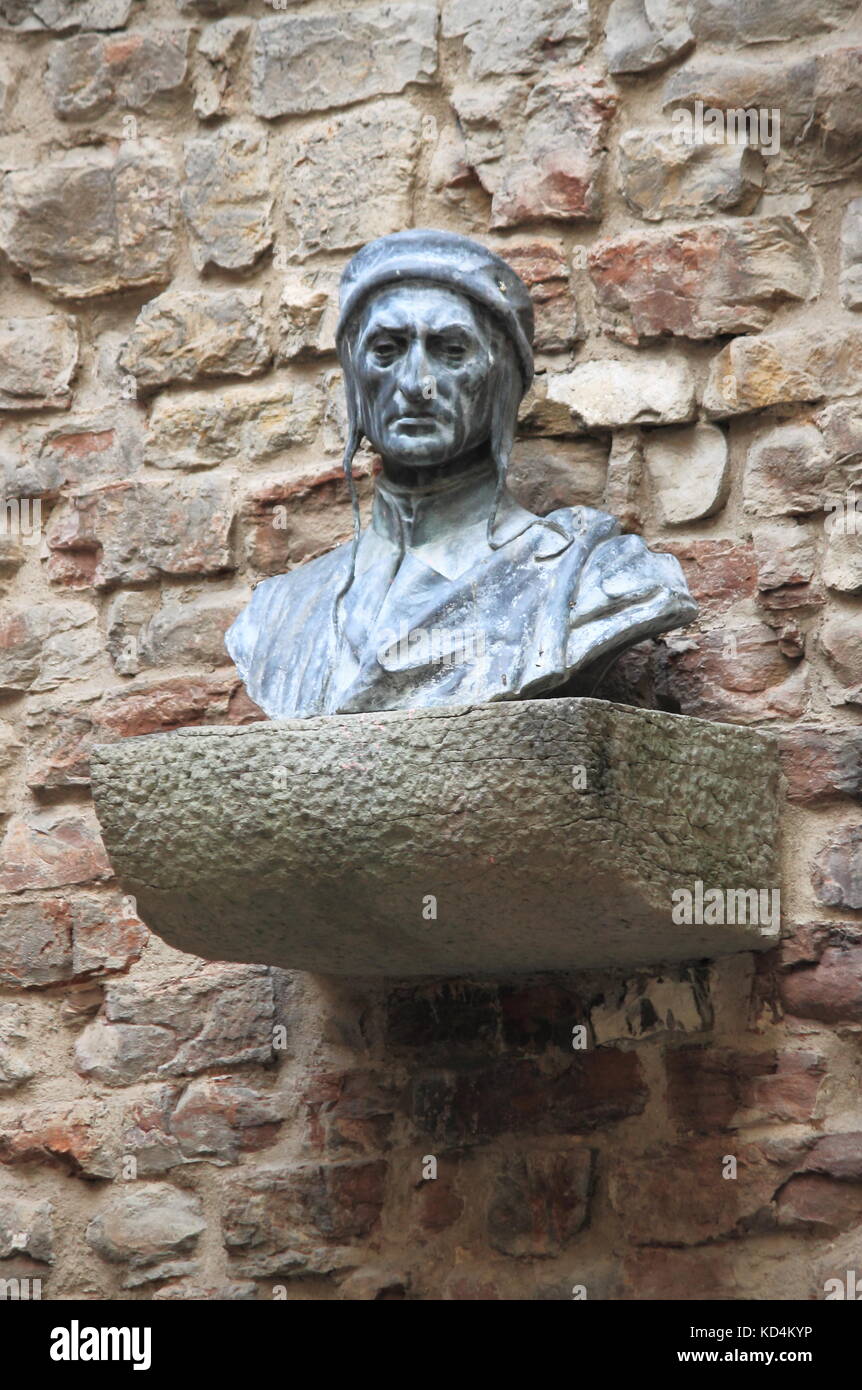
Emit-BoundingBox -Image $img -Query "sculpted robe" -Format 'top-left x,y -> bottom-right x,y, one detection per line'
226,461 -> 697,719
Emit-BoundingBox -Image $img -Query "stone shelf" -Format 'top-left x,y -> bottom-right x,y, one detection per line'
91,698 -> 781,977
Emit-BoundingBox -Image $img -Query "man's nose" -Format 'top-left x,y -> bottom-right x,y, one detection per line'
396,340 -> 433,402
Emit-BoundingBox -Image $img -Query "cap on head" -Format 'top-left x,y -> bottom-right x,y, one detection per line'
336,228 -> 535,392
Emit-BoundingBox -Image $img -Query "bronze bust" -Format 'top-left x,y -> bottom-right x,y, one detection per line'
226,229 -> 697,716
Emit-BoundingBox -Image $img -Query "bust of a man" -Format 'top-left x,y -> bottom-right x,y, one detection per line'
226,229 -> 697,718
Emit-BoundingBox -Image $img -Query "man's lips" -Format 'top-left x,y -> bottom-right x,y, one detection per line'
391,415 -> 442,431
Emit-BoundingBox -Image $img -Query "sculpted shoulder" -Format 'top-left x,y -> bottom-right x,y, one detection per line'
225,541 -> 352,683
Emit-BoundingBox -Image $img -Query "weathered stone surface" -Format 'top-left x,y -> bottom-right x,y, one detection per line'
619,129 -> 762,222
6,416 -> 141,500
25,676 -> 254,788
743,423 -> 829,516
75,964 -> 276,1084
777,1175 -> 862,1233
0,892 -> 145,985
817,401 -> 862,490
0,602 -> 101,693
610,1139 -> 800,1245
48,29 -> 190,119
666,1047 -> 824,1132
623,1245 -> 735,1300
0,144 -> 178,300
0,1196 -> 53,1264
0,316 -> 78,411
590,218 -> 817,344
753,522 -> 816,591
0,808 -> 111,893
0,1102 -> 114,1178
486,1146 -> 594,1256
497,239 -> 578,351
0,1012 -> 32,1094
840,197 -> 862,310
664,50 -> 862,186
193,17 -> 250,119
778,728 -> 862,804
412,1051 -> 647,1141
443,0 -> 588,79
176,0 -> 232,11
252,7 -> 436,118
819,614 -> 862,704
454,71 -> 617,228
705,328 -> 862,417
802,1132 -> 862,1181
547,356 -> 696,430
658,620 -> 807,725
0,0 -> 130,30
242,465 -> 373,575
223,1159 -> 387,1277
688,0 -> 859,45
119,289 -> 270,391
124,1078 -> 282,1171
91,700 -> 781,975
507,438 -> 607,514
0,56 -> 13,119
86,1184 -> 205,1282
591,969 -> 711,1044
644,423 -> 729,524
46,478 -> 234,588
145,381 -> 322,470
823,528 -> 862,593
120,596 -> 239,673
276,269 -> 339,362
302,1069 -> 396,1157
0,721 -> 21,815
283,100 -> 422,259
781,943 -> 862,1022
811,827 -> 862,910
605,0 -> 692,75
182,125 -> 273,273
604,429 -> 643,531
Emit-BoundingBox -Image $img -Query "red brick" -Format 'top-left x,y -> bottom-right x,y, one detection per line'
413,1152 -> 464,1234
0,1102 -> 113,1179
802,1132 -> 862,1182
409,1051 -> 647,1144
610,1139 -> 802,1246
777,1174 -> 862,1232
661,540 -> 757,611
242,466 -> 373,576
811,826 -> 862,911
622,1246 -> 735,1301
486,1145 -> 595,1257
781,945 -> 862,1022
0,896 -> 72,987
590,219 -> 816,345
0,810 -> 111,893
779,728 -> 862,804
302,1070 -> 395,1157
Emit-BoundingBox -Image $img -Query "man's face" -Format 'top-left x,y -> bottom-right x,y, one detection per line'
352,284 -> 497,469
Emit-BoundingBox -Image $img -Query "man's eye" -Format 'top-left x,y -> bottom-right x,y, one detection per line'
435,340 -> 467,365
371,338 -> 400,364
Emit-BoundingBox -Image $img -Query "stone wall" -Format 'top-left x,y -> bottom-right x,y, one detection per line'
0,0 -> 861,1300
